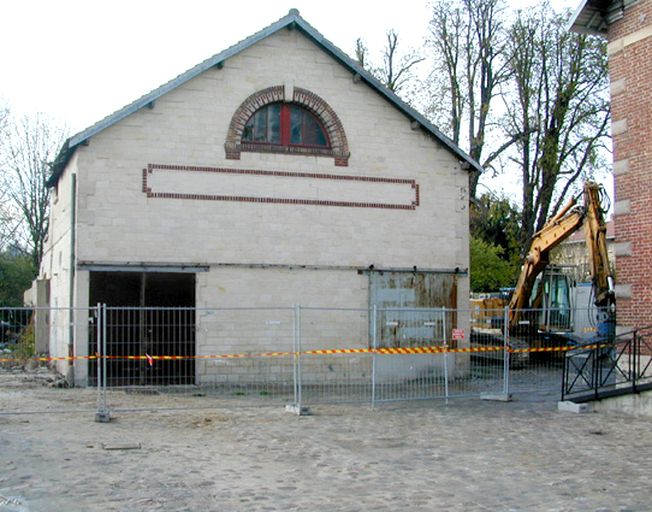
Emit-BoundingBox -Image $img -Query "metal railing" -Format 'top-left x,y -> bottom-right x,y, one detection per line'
0,307 -> 34,349
562,326 -> 652,401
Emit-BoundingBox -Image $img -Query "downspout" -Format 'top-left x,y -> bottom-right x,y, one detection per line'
67,173 -> 77,386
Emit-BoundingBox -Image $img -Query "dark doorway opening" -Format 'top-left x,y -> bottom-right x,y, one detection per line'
89,271 -> 196,386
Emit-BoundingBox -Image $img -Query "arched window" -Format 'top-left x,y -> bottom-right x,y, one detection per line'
225,86 -> 349,166
242,103 -> 330,148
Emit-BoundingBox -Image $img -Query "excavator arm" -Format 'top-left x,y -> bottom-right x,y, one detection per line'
508,199 -> 585,327
508,182 -> 614,330
583,184 -> 615,309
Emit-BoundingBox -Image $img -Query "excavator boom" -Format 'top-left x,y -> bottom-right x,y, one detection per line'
508,182 -> 614,330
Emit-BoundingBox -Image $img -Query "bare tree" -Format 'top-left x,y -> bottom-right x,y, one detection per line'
0,104 -> 19,252
354,30 -> 424,96
503,5 -> 610,251
1,111 -> 68,268
0,104 -> 8,135
355,38 -> 368,68
427,0 -> 513,198
379,30 -> 425,94
0,190 -> 20,253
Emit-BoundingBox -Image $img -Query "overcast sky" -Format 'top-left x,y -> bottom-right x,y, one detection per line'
2,0 -> 579,133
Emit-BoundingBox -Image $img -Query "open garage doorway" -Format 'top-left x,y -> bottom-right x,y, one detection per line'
89,271 -> 196,386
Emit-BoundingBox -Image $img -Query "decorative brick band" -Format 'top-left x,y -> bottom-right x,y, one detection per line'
143,164 -> 418,210
225,86 -> 350,166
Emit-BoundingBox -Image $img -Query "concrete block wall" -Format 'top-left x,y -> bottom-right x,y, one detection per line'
39,153 -> 92,384
607,0 -> 652,331
72,28 -> 469,272
195,267 -> 370,385
39,154 -> 78,375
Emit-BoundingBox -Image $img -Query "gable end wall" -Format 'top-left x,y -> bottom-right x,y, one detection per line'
73,28 -> 469,274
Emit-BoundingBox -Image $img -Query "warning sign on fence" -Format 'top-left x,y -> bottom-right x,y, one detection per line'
452,328 -> 465,340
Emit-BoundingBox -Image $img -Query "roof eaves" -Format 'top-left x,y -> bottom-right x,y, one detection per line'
568,0 -> 603,34
568,0 -> 634,35
46,138 -> 72,187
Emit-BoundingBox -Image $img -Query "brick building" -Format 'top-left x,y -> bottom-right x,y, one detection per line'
571,0 -> 652,333
36,10 -> 480,385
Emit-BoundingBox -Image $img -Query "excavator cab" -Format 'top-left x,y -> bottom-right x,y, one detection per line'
529,266 -> 573,333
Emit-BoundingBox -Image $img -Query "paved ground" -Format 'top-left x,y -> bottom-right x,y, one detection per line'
0,368 -> 650,511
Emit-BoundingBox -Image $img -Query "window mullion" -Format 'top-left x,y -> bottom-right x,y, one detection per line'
280,104 -> 291,146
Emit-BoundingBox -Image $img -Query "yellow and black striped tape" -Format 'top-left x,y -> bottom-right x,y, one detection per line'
0,355 -> 99,363
509,343 -> 602,353
0,342 -> 610,364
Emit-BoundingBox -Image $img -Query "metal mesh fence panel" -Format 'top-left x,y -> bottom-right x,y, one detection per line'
373,307 -> 449,402
297,307 -> 507,405
371,307 -> 506,401
1,307 -> 34,352
508,307 -> 579,399
456,308 -> 506,398
0,306 -> 98,415
100,307 -> 296,410
298,307 -> 372,405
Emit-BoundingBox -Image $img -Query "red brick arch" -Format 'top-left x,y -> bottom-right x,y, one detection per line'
224,86 -> 350,166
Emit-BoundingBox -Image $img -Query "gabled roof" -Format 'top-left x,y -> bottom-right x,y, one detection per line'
568,0 -> 634,35
48,9 -> 483,186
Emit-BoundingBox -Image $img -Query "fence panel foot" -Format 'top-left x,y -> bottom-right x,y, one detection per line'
285,404 -> 310,416
557,400 -> 591,413
95,409 -> 111,423
481,392 -> 512,402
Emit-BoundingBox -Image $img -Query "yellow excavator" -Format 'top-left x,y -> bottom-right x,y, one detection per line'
508,181 -> 615,341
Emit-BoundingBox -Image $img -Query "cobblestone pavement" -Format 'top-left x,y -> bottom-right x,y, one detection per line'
0,374 -> 650,511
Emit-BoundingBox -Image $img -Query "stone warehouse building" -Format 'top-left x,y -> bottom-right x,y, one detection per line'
571,0 -> 652,333
37,10 -> 480,385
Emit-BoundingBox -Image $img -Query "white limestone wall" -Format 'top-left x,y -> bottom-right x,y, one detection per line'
39,155 -> 77,373
73,28 -> 469,276
592,388 -> 652,418
38,156 -> 92,383
195,267 -> 369,385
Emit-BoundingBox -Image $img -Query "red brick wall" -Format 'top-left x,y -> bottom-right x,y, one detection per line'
608,0 -> 652,329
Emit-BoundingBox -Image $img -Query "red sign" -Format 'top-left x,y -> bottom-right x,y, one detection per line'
452,328 -> 465,340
